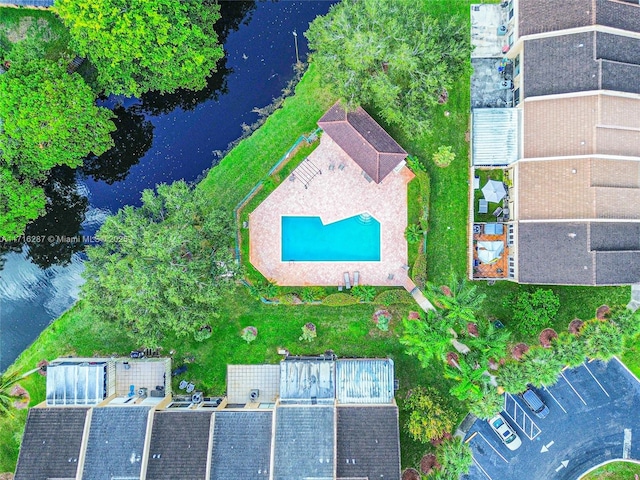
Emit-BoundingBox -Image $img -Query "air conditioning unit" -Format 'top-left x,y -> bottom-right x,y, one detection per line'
497,24 -> 508,36
499,80 -> 513,90
191,392 -> 203,404
137,387 -> 148,398
249,389 -> 260,401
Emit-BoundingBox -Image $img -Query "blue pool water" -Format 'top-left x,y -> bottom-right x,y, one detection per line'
282,214 -> 381,261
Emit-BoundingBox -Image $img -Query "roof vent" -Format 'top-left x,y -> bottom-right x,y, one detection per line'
572,169 -> 577,174
568,233 -> 577,238
249,389 -> 260,401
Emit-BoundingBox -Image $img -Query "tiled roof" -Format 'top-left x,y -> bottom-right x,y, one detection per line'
522,32 -> 640,98
273,405 -> 334,480
318,102 -> 407,183
336,359 -> 395,404
522,94 -> 640,159
82,406 -> 151,480
517,222 -> 595,284
336,406 -> 401,480
14,408 -> 88,480
516,158 -> 640,220
210,411 -> 273,480
518,0 -> 640,36
146,411 -> 212,480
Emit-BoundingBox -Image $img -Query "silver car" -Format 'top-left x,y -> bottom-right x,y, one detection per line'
488,414 -> 522,451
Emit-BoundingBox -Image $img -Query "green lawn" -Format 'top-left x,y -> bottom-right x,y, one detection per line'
580,461 -> 640,480
473,168 -> 505,223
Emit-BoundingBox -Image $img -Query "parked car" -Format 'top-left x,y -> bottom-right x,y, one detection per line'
488,414 -> 522,451
519,387 -> 550,419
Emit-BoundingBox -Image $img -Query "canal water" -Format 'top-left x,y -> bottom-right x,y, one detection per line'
0,0 -> 336,372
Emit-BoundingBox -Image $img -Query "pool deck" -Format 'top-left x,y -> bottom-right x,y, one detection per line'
249,134 -> 415,287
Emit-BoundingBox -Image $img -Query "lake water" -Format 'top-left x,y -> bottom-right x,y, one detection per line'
0,0 -> 337,372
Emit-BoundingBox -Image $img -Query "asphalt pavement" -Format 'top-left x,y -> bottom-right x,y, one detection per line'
461,358 -> 640,480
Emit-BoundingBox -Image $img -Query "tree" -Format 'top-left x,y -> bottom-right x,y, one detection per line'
426,275 -> 486,330
55,0 -> 224,97
305,0 -> 471,137
521,346 -> 563,388
465,320 -> 511,369
0,371 -> 21,418
610,307 -> 640,339
81,181 -> 239,347
552,332 -> 585,368
432,438 -> 473,480
506,288 -> 560,338
496,360 -> 529,394
444,357 -> 488,403
401,310 -> 455,367
581,320 -> 624,362
469,385 -> 504,420
0,41 -> 115,240
404,387 -> 456,443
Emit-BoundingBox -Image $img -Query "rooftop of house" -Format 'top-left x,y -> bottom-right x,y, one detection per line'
14,407 -> 88,480
82,406 -> 152,480
518,0 -> 640,37
517,221 -> 640,285
210,411 -> 273,480
523,93 -> 640,159
522,31 -> 640,98
146,411 -> 213,480
226,364 -> 280,404
317,101 -> 407,183
279,358 -> 336,404
516,158 -> 640,220
336,406 -> 401,480
472,108 -> 521,166
336,358 -> 395,404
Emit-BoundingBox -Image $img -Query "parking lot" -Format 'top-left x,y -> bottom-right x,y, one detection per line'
462,358 -> 640,480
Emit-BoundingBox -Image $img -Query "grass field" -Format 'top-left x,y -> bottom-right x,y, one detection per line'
581,461 -> 640,480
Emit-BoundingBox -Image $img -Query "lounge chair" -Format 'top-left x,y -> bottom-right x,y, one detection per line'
478,199 -> 488,214
344,272 -> 351,289
329,163 -> 335,171
353,271 -> 359,287
493,207 -> 503,217
473,176 -> 480,189
338,163 -> 346,171
338,282 -> 343,292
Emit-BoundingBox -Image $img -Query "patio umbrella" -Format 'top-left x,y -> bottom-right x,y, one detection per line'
477,241 -> 504,264
482,179 -> 507,203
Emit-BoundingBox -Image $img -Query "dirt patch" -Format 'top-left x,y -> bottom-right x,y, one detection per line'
569,319 -> 584,334
596,305 -> 611,320
512,342 -> 529,360
3,17 -> 54,44
420,453 -> 440,475
539,328 -> 558,348
402,468 -> 421,480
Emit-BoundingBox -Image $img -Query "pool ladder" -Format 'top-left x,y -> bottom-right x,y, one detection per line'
357,213 -> 373,225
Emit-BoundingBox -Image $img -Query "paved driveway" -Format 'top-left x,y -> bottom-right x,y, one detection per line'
462,358 -> 640,480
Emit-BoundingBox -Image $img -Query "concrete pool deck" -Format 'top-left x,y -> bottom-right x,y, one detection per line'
249,134 -> 414,287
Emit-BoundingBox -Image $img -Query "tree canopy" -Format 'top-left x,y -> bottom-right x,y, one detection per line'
305,0 -> 471,137
0,40 -> 114,241
54,0 -> 224,97
81,181 -> 238,347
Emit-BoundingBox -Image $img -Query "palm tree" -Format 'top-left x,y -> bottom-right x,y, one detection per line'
426,275 -> 486,330
401,310 -> 455,368
469,384 -> 504,420
496,360 -> 529,394
0,371 -> 22,418
465,320 -> 511,369
552,332 -> 585,368
445,356 -> 488,403
433,438 -> 474,480
581,319 -> 624,361
610,308 -> 640,338
521,346 -> 564,388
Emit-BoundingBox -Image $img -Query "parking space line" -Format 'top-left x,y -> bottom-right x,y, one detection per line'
504,394 -> 541,440
560,371 -> 587,405
582,361 -> 610,397
543,384 -> 568,414
472,457 -> 493,480
475,432 -> 509,464
623,429 -> 632,459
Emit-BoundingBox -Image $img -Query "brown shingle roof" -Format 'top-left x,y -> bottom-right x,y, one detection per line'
518,0 -> 640,36
317,102 -> 407,183
516,158 -> 640,220
523,94 -> 640,159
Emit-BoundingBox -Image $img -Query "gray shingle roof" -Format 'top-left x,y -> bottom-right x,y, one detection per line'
210,411 -> 273,480
14,408 -> 88,480
523,31 -> 640,98
596,251 -> 640,284
273,406 -> 334,480
318,102 -> 407,183
518,0 -> 640,36
336,406 -> 401,480
590,223 -> 640,251
146,411 -> 212,480
517,222 -> 595,284
82,406 -> 151,480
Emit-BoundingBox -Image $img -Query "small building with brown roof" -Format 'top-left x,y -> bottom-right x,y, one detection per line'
318,102 -> 407,183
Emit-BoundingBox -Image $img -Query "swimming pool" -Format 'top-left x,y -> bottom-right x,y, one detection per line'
282,214 -> 381,261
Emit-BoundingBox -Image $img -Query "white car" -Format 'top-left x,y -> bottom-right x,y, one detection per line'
488,414 -> 522,451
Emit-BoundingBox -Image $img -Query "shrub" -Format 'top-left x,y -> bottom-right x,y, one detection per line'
300,286 -> 327,303
248,281 -> 279,300
193,325 -> 212,342
351,285 -> 376,302
374,289 -> 414,306
373,310 -> 392,332
403,387 -> 456,443
277,293 -> 301,305
405,224 -> 423,244
505,289 -> 560,338
241,326 -> 258,344
322,293 -> 360,306
432,145 -> 455,168
407,155 -> 430,232
299,322 -> 317,342
412,252 -> 427,290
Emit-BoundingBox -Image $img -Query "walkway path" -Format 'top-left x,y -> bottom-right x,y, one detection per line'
403,277 -> 435,312
627,284 -> 640,311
